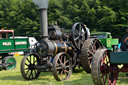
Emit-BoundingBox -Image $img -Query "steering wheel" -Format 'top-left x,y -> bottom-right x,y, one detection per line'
71,22 -> 88,51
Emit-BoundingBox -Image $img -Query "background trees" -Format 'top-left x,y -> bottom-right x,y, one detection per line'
0,0 -> 127,39
0,0 -> 40,38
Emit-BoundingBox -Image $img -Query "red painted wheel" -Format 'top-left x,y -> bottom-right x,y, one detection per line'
91,49 -> 118,85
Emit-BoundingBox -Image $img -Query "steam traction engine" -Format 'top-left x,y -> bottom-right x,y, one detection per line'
91,34 -> 128,85
20,0 -> 88,81
80,32 -> 119,73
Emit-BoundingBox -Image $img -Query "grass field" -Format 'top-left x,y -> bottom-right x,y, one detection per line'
0,55 -> 128,85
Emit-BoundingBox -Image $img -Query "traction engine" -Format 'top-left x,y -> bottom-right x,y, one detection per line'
20,0 -> 89,81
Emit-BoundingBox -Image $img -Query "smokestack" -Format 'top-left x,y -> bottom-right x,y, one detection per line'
32,0 -> 49,40
39,8 -> 48,40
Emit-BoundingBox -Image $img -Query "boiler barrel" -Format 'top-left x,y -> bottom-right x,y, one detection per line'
36,40 -> 72,57
53,41 -> 72,54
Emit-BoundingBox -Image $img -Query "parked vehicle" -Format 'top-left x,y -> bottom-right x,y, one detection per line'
90,32 -> 128,85
91,32 -> 119,51
81,32 -> 119,73
0,30 -> 29,70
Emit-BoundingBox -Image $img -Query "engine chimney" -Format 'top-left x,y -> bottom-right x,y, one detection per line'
32,0 -> 49,40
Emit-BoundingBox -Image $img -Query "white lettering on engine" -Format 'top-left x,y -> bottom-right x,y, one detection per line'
15,41 -> 27,45
3,42 -> 11,46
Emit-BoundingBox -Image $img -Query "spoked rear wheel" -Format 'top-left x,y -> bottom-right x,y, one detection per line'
81,39 -> 102,73
91,49 -> 118,85
20,54 -> 40,80
52,53 -> 72,81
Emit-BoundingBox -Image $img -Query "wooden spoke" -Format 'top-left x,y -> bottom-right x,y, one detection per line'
24,68 -> 28,70
30,56 -> 31,63
61,71 -> 64,80
28,70 -> 32,79
33,60 -> 37,64
33,56 -> 35,64
79,24 -> 82,35
56,66 -> 62,70
64,60 -> 69,64
25,63 -> 29,66
25,69 -> 29,76
58,58 -> 62,64
31,70 -> 33,79
26,58 -> 30,63
74,36 -> 80,41
74,29 -> 79,35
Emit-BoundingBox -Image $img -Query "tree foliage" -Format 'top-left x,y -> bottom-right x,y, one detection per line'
0,0 -> 128,39
0,0 -> 40,38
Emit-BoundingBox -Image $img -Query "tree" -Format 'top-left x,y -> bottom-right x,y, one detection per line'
0,0 -> 128,39
0,0 -> 40,38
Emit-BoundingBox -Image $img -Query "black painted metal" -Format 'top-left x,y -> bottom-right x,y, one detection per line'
21,0 -> 89,81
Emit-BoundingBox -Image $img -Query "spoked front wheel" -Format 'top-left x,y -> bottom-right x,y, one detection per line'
20,54 -> 40,80
52,52 -> 72,81
91,49 -> 118,85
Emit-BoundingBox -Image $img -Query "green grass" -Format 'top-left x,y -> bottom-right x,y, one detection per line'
0,56 -> 128,85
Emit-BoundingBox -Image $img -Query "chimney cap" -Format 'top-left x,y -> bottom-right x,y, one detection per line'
32,0 -> 48,9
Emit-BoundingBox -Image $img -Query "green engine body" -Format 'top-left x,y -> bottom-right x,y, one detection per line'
91,32 -> 119,51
